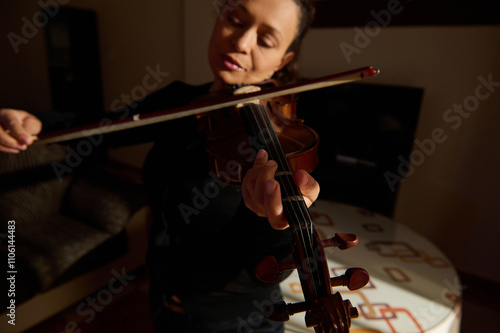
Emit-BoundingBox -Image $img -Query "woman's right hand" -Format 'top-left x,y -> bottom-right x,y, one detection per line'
0,108 -> 42,154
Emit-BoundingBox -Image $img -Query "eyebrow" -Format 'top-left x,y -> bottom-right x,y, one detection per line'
236,3 -> 283,40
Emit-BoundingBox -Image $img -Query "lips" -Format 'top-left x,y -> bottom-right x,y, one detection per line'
221,55 -> 246,72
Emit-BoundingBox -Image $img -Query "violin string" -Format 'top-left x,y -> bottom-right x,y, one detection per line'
247,104 -> 304,214
245,104 -> 321,294
247,104 -> 311,227
243,104 -> 299,215
250,104 -> 318,285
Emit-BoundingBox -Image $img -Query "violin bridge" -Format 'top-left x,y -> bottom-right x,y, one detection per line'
234,85 -> 262,108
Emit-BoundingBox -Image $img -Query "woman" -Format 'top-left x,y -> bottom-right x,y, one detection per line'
1,0 -> 317,331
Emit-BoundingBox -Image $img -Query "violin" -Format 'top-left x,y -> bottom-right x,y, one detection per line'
199,83 -> 319,184
220,85 -> 370,332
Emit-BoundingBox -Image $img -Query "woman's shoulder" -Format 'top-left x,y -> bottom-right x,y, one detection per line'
159,80 -> 212,96
136,81 -> 212,114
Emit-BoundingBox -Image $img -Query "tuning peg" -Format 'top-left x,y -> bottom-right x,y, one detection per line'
321,233 -> 358,250
304,310 -> 319,328
255,255 -> 297,283
345,300 -> 359,318
265,300 -> 309,322
304,294 -> 357,329
330,267 -> 369,291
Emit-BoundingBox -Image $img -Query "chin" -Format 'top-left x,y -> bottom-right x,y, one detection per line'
217,71 -> 245,87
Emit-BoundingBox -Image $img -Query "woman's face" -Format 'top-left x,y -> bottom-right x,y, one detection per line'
208,0 -> 300,90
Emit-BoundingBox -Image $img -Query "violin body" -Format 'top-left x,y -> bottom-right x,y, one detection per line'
200,95 -> 319,184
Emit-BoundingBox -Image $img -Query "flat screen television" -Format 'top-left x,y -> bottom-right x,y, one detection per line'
296,82 -> 424,216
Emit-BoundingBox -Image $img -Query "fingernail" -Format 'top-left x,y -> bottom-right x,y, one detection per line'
265,160 -> 277,167
19,134 -> 29,144
266,179 -> 277,193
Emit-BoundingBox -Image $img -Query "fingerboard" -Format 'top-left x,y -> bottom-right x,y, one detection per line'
239,102 -> 329,297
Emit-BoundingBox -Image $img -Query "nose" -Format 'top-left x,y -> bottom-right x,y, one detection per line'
232,29 -> 255,54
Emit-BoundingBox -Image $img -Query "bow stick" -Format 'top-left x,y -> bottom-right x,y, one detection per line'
34,66 -> 379,145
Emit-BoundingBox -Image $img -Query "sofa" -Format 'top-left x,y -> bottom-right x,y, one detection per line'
0,142 -> 151,332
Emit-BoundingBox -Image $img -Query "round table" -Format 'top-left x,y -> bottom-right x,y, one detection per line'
280,200 -> 462,333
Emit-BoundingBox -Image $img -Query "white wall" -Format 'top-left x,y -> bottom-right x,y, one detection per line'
183,0 -> 217,84
69,0 -> 185,166
300,25 -> 500,283
0,1 -> 52,112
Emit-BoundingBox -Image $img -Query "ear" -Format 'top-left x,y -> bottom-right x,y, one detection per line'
276,51 -> 295,71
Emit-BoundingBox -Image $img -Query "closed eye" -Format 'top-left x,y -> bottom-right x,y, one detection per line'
258,37 -> 273,49
227,12 -> 244,28
258,33 -> 278,49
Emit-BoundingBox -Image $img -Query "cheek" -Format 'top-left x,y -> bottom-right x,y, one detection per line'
208,30 -> 225,68
208,22 -> 227,53
252,52 -> 283,75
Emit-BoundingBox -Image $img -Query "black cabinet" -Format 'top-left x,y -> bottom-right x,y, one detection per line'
45,7 -> 103,114
297,82 -> 424,217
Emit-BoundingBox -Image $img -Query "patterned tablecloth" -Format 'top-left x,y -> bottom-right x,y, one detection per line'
280,200 -> 462,333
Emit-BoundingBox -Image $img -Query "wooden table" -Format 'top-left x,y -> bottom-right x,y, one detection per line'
281,200 -> 462,333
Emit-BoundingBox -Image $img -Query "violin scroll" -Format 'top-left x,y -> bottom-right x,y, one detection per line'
255,229 -> 369,331
305,293 -> 355,333
263,292 -> 359,333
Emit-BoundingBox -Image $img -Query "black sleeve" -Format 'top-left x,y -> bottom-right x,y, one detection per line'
37,80 -> 211,147
103,81 -> 207,147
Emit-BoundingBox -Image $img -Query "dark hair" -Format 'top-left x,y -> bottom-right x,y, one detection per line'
274,0 -> 315,84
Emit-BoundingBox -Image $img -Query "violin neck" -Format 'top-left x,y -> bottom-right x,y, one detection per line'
239,100 -> 368,332
239,103 -> 313,231
240,102 -> 332,298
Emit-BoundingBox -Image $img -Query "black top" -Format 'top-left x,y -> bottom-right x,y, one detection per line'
106,81 -> 292,297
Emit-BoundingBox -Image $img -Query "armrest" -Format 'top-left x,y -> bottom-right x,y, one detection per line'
64,167 -> 146,234
0,144 -> 73,226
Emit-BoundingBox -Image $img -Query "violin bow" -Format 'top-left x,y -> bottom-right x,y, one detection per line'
34,66 -> 379,145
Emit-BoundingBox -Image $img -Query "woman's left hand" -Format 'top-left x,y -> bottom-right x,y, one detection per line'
241,149 -> 320,230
